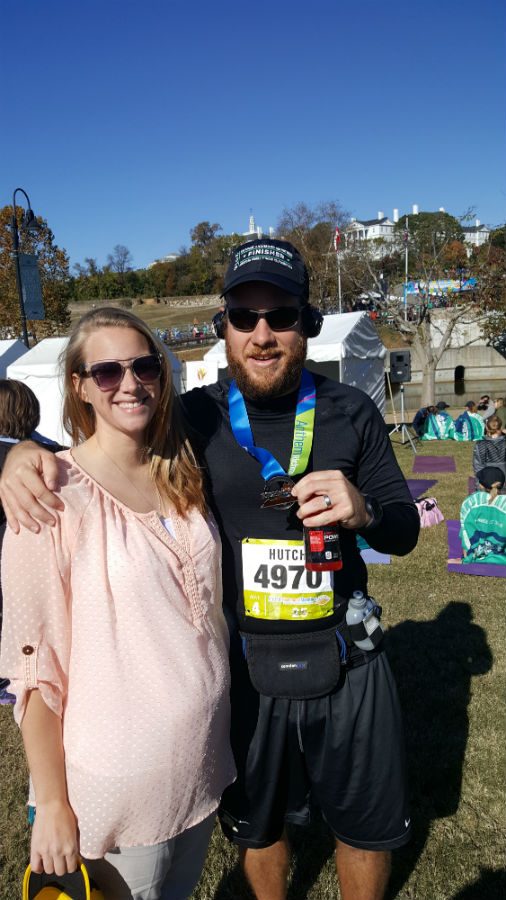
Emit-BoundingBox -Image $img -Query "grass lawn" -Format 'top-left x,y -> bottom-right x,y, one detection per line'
1,441 -> 505,899
68,300 -> 222,332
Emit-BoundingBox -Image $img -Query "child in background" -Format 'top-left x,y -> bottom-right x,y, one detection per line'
472,415 -> 506,486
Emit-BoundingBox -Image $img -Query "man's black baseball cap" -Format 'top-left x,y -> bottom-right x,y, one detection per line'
222,238 -> 309,301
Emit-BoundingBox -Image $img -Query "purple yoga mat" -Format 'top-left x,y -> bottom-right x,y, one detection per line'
413,455 -> 456,474
446,520 -> 506,577
468,476 -> 476,495
406,478 -> 438,499
360,548 -> 391,565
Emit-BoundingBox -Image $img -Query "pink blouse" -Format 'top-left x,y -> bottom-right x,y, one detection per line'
0,451 -> 235,858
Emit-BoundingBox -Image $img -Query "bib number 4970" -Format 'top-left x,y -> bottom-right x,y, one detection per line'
253,563 -> 323,591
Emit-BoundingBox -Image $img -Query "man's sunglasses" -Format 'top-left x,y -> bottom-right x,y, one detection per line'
78,353 -> 162,391
227,307 -> 300,332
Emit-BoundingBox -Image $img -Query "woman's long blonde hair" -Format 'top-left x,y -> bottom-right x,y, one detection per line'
62,307 -> 205,516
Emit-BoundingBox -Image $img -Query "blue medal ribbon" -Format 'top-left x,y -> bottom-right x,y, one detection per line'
228,368 -> 316,482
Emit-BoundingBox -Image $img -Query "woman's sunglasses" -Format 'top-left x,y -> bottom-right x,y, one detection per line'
227,306 -> 300,332
78,353 -> 162,391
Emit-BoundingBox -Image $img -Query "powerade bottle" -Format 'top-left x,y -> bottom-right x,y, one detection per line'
345,590 -> 383,651
304,524 -> 343,572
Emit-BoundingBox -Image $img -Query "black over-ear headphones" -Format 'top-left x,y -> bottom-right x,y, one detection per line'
212,309 -> 227,340
212,304 -> 323,340
300,304 -> 324,338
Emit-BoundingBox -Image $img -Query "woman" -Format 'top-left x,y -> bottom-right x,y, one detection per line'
472,415 -> 506,485
460,466 -> 506,565
453,401 -> 485,442
420,403 -> 455,441
0,308 -> 235,899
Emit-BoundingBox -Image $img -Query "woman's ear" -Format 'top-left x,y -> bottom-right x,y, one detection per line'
72,372 -> 90,404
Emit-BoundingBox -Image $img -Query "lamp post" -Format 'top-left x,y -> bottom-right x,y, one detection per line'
11,188 -> 40,347
334,227 -> 342,314
403,216 -> 409,322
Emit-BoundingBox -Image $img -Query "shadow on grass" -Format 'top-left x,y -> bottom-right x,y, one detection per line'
385,601 -> 493,899
450,867 -> 506,899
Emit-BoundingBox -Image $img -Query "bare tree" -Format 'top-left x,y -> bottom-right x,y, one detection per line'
277,201 -> 350,308
106,244 -> 133,274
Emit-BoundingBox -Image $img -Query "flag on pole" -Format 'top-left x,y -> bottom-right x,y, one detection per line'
334,227 -> 341,251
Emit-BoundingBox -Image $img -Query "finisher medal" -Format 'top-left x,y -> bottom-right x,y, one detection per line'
260,476 -> 296,510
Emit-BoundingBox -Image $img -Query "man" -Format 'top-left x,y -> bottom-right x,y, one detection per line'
411,405 -> 430,437
1,238 -> 419,900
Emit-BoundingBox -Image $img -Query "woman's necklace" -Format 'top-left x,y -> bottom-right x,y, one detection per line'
95,438 -> 163,515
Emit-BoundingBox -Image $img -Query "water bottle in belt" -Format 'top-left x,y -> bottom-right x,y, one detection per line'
345,590 -> 383,651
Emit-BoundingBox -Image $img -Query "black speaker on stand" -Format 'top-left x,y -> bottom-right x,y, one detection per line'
388,351 -> 416,452
389,350 -> 411,383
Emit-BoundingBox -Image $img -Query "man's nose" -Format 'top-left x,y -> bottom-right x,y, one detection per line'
250,315 -> 276,343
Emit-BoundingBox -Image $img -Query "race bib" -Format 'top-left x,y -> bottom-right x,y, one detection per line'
242,538 -> 334,621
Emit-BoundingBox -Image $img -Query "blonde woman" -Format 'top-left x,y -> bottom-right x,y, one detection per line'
0,308 -> 235,900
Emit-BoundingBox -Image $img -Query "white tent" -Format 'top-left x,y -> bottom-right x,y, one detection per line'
203,311 -> 387,412
7,339 -> 183,446
7,338 -> 68,444
0,339 -> 27,377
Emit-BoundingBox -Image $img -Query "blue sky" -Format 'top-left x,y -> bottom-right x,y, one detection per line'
2,0 -> 504,270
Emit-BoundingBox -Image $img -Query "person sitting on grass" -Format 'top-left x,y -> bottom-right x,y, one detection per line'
420,401 -> 455,441
411,405 -> 430,437
459,467 -> 506,565
453,401 -> 485,442
477,395 -> 496,421
472,415 -> 506,487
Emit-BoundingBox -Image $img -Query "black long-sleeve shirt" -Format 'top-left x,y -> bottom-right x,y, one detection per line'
181,374 -> 419,636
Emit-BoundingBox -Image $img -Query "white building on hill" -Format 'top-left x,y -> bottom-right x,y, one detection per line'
344,210 -> 398,253
242,214 -> 275,241
462,219 -> 491,251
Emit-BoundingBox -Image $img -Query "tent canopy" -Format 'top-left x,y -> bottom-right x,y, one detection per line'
203,312 -> 386,411
7,337 -> 183,445
0,339 -> 29,378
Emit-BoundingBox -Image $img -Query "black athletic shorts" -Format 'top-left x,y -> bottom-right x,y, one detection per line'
218,649 -> 411,851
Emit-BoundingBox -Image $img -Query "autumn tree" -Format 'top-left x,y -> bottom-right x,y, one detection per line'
190,221 -> 222,253
490,225 -> 505,250
0,205 -> 70,339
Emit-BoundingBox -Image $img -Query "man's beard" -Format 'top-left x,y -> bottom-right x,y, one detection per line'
225,335 -> 307,401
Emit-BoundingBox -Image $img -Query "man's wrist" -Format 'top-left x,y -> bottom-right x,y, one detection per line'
362,495 -> 383,529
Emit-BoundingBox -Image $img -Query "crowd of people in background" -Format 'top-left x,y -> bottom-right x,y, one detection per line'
155,321 -> 214,345
412,395 -> 505,443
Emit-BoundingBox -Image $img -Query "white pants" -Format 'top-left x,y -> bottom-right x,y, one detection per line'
84,814 -> 215,900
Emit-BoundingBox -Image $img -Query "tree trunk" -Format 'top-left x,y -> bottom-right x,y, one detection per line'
409,331 -> 437,407
421,365 -> 436,406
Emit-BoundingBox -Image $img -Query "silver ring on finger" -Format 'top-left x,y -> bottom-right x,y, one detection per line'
323,494 -> 332,509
